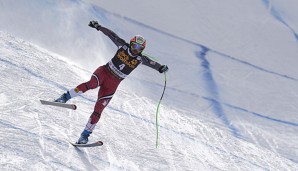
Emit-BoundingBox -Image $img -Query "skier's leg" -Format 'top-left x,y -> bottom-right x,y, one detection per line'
77,88 -> 115,144
84,67 -> 122,132
70,73 -> 100,97
55,67 -> 102,103
84,87 -> 115,132
78,68 -> 121,144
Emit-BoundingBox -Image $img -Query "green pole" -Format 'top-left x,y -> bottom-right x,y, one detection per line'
156,72 -> 167,148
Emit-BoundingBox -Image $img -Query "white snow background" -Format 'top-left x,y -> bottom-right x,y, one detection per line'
0,0 -> 298,170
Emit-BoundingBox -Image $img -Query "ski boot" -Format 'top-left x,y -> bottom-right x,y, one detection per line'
77,130 -> 92,144
54,91 -> 71,103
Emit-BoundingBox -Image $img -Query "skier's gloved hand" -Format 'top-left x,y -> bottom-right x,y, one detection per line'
88,20 -> 101,30
159,65 -> 169,73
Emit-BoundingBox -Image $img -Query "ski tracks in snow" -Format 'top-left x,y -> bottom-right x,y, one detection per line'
1,31 -> 298,170
107,91 -> 296,170
0,33 -> 103,170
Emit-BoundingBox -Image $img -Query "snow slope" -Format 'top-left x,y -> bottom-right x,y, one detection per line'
1,0 -> 298,170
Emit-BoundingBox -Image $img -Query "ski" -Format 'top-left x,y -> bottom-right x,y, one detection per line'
40,100 -> 77,110
70,141 -> 103,147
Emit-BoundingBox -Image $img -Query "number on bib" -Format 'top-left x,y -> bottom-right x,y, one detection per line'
119,64 -> 125,70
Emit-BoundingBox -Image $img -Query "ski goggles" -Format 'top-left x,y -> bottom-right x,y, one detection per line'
130,42 -> 145,52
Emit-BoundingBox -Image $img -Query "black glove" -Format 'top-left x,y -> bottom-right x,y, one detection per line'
158,65 -> 169,73
88,20 -> 101,30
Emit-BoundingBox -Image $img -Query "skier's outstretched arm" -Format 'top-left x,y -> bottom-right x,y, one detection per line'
89,20 -> 126,47
141,54 -> 169,73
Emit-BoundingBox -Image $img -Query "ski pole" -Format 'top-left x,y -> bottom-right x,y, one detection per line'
156,72 -> 167,148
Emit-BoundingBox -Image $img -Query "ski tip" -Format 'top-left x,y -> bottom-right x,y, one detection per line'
96,141 -> 103,146
72,104 -> 77,110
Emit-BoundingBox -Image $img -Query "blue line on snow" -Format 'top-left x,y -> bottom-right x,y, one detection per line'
271,8 -> 287,26
295,33 -> 298,42
196,46 -> 241,137
262,0 -> 270,7
216,52 -> 298,81
261,0 -> 298,43
224,103 -> 298,127
118,76 -> 298,128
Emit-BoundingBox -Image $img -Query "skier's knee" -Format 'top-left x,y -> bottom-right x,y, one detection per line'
85,75 -> 100,90
92,74 -> 100,87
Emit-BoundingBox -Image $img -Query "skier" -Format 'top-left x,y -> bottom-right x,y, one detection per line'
54,20 -> 169,144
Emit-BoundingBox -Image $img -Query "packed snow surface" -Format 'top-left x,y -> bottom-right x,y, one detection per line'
0,0 -> 298,170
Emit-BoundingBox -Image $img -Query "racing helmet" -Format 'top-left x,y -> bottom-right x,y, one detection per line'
130,35 -> 146,54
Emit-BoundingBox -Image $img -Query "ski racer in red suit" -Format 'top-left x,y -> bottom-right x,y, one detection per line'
54,20 -> 169,144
